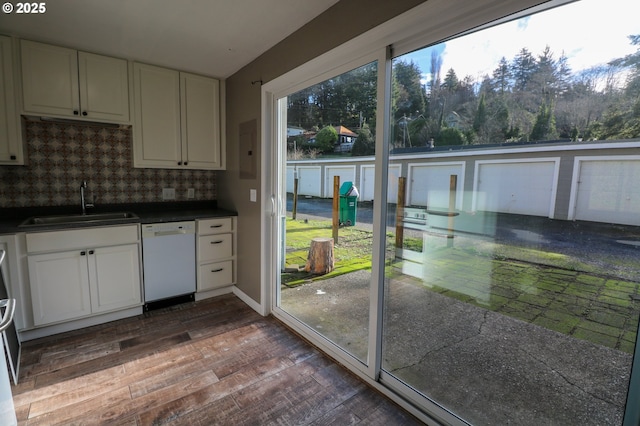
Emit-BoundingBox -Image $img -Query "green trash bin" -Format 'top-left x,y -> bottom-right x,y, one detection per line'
339,181 -> 358,226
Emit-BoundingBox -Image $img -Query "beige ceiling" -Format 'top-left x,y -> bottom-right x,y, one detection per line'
0,0 -> 340,78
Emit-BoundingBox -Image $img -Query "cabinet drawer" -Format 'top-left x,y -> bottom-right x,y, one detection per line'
26,224 -> 139,253
197,217 -> 232,234
198,260 -> 233,291
198,233 -> 232,261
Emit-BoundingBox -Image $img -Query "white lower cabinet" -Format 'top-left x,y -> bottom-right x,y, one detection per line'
88,244 -> 141,313
26,225 -> 142,326
28,250 -> 92,325
196,217 -> 236,293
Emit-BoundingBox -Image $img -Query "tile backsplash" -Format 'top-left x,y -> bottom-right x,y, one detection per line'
0,119 -> 217,208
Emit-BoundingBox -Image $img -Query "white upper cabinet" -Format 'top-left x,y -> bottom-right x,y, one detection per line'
132,63 -> 182,167
21,40 -> 130,123
181,72 -> 222,169
133,62 -> 225,170
0,36 -> 24,164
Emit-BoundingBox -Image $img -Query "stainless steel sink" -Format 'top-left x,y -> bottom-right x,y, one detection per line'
19,212 -> 139,227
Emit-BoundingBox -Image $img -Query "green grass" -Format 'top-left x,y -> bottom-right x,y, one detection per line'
282,217 -> 640,353
282,218 -> 376,286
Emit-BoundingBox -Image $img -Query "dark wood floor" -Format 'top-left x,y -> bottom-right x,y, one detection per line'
12,294 -> 423,425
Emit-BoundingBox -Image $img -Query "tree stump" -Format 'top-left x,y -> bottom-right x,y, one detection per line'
305,237 -> 334,275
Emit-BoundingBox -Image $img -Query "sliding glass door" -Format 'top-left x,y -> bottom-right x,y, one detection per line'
273,59 -> 381,369
267,0 -> 640,423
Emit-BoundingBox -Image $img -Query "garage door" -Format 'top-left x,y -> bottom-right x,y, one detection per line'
296,166 -> 322,197
573,158 -> 640,226
408,162 -> 464,209
475,159 -> 558,217
324,166 -> 356,198
360,164 -> 401,202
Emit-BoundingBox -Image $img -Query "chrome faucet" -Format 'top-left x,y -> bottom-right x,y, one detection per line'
80,181 -> 87,215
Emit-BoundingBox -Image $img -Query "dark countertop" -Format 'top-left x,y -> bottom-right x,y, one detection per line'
0,201 -> 237,234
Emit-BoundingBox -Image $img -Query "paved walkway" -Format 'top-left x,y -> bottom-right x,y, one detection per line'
281,269 -> 633,425
397,242 -> 640,354
282,209 -> 640,424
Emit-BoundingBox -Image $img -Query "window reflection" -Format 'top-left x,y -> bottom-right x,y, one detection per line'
383,0 -> 640,423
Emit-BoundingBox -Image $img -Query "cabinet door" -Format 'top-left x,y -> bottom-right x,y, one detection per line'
88,244 -> 141,313
180,72 -> 222,169
28,250 -> 91,326
78,52 -> 130,122
0,36 -> 23,164
133,63 -> 182,168
21,40 -> 80,117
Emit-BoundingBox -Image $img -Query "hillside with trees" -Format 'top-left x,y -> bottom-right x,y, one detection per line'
287,34 -> 640,156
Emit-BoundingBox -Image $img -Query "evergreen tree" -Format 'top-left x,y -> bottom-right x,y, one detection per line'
473,93 -> 487,134
351,124 -> 375,156
492,57 -> 512,95
512,48 -> 536,92
531,45 -> 557,101
442,68 -> 459,92
393,61 -> 427,119
530,102 -> 557,141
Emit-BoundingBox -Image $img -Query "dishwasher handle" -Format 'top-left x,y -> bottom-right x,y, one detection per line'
152,229 -> 189,237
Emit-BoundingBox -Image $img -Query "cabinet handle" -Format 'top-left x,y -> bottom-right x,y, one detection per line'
210,240 -> 224,244
82,111 -> 88,116
211,268 -> 224,273
184,162 -> 188,165
80,251 -> 86,256
73,110 -> 79,115
178,161 -> 182,165
9,155 -> 16,160
210,224 -> 223,228
89,250 -> 94,255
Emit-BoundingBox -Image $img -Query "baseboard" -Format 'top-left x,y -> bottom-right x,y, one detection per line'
232,286 -> 265,316
19,306 -> 143,341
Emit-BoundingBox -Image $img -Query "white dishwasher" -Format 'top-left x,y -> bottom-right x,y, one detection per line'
142,221 -> 196,309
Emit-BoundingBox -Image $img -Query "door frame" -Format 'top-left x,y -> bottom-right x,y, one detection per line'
261,47 -> 388,379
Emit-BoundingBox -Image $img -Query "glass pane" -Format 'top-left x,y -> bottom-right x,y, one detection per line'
382,0 -> 640,424
279,61 -> 377,364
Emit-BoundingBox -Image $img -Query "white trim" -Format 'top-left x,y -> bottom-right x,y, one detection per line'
472,157 -> 560,218
270,51 -> 387,381
19,306 -> 142,341
368,46 -> 393,382
288,156 -> 375,165
260,89 -> 277,317
194,286 -> 233,302
287,140 -> 640,166
232,286 -> 264,315
390,140 -> 640,161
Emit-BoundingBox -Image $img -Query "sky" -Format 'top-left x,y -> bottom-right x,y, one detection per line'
400,0 -> 640,87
